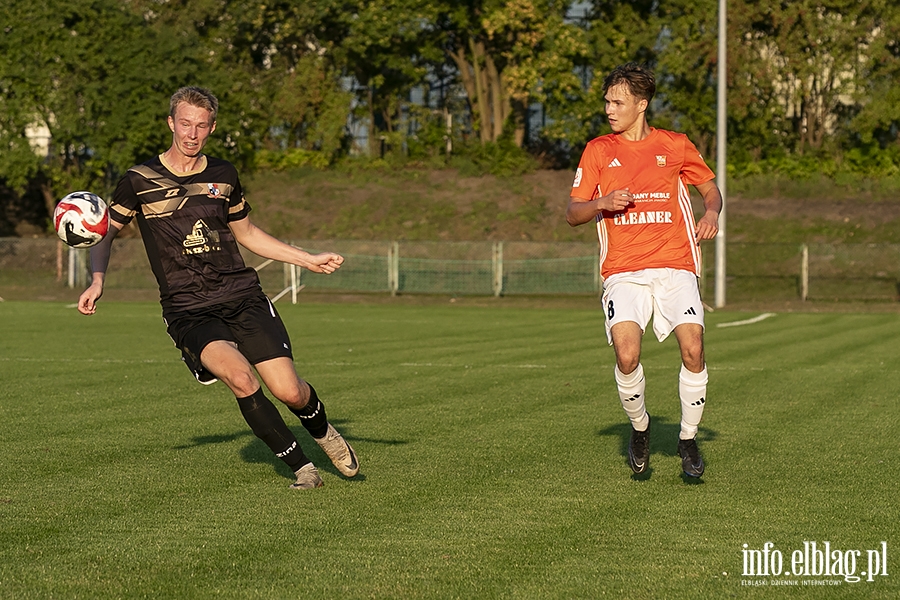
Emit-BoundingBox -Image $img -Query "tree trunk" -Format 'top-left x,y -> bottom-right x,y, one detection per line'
367,85 -> 378,156
450,40 -> 519,146
511,99 -> 527,148
468,39 -> 493,144
450,47 -> 480,137
40,181 -> 57,224
483,53 -> 505,142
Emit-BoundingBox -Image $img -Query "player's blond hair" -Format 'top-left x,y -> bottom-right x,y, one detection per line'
169,87 -> 219,124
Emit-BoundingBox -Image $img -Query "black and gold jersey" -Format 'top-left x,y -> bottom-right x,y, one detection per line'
110,154 -> 261,314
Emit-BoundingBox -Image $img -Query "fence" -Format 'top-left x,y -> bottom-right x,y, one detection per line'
1,238 -> 898,303
291,241 -> 601,297
704,242 -> 900,303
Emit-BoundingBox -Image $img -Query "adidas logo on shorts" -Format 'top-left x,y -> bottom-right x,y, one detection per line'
684,307 -> 697,315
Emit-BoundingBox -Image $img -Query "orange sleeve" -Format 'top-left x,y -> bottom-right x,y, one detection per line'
570,139 -> 604,200
679,137 -> 716,186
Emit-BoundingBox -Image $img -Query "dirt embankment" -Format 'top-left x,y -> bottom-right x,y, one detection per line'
239,168 -> 900,245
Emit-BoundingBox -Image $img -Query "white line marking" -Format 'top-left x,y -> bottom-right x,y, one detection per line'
716,313 -> 776,328
0,357 -> 164,364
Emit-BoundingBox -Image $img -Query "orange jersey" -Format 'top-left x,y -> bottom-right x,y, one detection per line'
570,128 -> 715,278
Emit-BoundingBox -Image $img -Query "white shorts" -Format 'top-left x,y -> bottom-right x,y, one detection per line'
601,268 -> 704,344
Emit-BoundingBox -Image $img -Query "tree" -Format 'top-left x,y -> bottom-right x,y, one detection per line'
733,1 -> 885,156
848,1 -> 900,149
269,55 -> 352,157
653,0 -> 721,159
328,0 -> 437,156
433,0 -> 584,147
543,0 -> 659,149
0,0 -> 204,221
130,0 -> 355,161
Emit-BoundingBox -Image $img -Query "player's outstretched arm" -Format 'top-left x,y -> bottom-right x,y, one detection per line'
229,217 -> 344,274
78,223 -> 123,315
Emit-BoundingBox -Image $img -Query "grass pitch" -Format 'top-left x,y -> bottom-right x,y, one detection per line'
1,300 -> 898,599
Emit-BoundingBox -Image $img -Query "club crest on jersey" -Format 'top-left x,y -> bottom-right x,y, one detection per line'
207,183 -> 221,198
656,155 -> 667,167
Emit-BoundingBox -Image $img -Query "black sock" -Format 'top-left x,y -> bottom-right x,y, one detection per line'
236,388 -> 309,472
289,383 -> 329,439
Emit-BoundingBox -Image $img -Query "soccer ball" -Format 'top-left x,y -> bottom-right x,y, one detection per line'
53,191 -> 110,248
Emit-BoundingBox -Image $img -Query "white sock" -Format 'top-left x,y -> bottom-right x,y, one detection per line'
679,365 -> 708,440
615,364 -> 649,431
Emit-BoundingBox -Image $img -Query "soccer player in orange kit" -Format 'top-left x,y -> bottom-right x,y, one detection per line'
567,63 -> 722,478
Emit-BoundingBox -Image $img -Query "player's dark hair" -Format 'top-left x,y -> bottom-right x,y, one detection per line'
169,86 -> 219,123
602,63 -> 656,103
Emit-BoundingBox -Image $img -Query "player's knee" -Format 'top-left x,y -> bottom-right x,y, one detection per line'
681,347 -> 705,372
271,379 -> 310,409
611,337 -> 641,374
225,369 -> 259,398
616,355 -> 641,375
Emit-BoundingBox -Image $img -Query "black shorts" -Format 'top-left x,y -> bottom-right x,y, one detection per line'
165,294 -> 293,385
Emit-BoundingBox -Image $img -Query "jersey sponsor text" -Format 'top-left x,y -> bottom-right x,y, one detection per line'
613,211 -> 673,226
630,191 -> 671,201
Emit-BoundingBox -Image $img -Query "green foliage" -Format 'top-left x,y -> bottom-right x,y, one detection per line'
450,139 -> 539,177
254,148 -> 332,171
3,0 -> 900,237
537,0 -> 661,149
405,106 -> 453,162
0,0 -> 206,216
731,143 -> 900,181
269,56 -> 353,157
331,0 -> 438,155
729,1 -> 883,156
556,0 -> 900,167
842,144 -> 900,177
652,0 -> 719,157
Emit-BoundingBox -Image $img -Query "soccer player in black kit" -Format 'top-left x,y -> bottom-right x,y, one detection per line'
78,87 -> 358,489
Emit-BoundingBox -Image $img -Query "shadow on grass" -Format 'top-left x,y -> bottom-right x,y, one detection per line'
173,418 -> 407,483
172,431 -> 252,449
596,416 -> 717,482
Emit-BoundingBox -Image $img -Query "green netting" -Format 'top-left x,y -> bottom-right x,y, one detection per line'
286,241 -> 600,296
700,242 -> 804,302
398,257 -> 494,295
807,243 -> 900,301
502,256 -> 599,294
2,238 -> 898,302
297,254 -> 391,293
